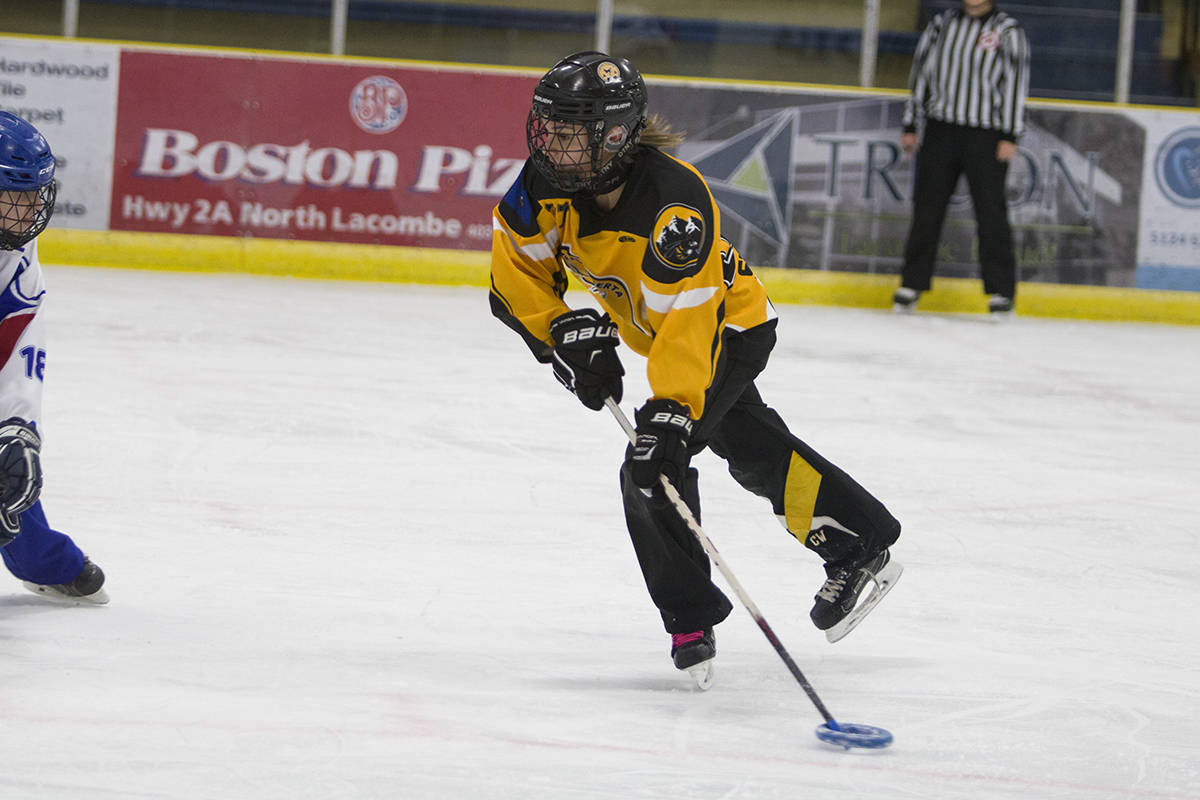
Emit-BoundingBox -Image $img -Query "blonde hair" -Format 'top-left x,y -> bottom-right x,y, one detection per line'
639,114 -> 685,150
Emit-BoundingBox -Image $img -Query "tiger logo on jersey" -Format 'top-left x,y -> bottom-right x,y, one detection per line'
651,205 -> 705,270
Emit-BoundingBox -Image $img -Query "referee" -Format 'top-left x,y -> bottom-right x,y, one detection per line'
894,0 -> 1030,317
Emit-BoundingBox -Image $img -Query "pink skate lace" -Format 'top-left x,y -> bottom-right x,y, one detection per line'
671,631 -> 706,648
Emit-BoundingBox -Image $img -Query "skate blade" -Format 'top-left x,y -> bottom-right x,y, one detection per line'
684,659 -> 714,691
824,559 -> 903,643
21,582 -> 110,606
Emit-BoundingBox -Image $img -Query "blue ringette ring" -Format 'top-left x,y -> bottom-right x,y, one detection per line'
815,721 -> 894,750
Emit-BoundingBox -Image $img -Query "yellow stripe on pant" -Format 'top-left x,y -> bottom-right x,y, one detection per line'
783,452 -> 822,543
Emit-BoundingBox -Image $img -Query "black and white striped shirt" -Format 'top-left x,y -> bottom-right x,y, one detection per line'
902,7 -> 1031,140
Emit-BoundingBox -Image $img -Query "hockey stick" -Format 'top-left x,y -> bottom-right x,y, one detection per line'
606,397 -> 892,750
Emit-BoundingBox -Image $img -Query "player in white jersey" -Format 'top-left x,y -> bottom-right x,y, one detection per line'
0,110 -> 107,603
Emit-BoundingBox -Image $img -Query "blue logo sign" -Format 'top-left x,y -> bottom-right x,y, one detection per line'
1154,127 -> 1200,208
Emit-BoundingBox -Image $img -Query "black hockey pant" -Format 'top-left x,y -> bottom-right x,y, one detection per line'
620,322 -> 901,634
901,119 -> 1017,299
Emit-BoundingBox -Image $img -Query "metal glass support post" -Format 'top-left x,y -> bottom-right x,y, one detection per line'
62,0 -> 79,38
1115,0 -> 1136,102
860,0 -> 880,87
332,0 -> 349,56
595,0 -> 614,54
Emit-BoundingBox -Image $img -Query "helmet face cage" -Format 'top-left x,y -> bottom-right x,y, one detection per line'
526,107 -> 598,194
0,182 -> 56,251
526,53 -> 647,195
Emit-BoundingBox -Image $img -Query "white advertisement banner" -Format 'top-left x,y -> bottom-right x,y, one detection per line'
0,37 -> 120,231
1136,109 -> 1200,291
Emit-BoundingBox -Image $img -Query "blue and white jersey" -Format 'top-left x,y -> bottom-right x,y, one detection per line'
0,240 -> 47,427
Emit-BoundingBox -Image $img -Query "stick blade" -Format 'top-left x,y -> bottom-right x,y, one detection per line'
815,721 -> 893,750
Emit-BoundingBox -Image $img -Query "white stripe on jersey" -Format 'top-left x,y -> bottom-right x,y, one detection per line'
641,283 -> 718,314
494,217 -> 558,262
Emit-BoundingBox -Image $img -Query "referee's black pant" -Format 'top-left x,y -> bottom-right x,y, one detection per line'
901,119 -> 1017,299
619,321 -> 901,635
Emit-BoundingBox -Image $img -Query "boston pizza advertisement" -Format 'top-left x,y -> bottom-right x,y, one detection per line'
109,50 -> 532,249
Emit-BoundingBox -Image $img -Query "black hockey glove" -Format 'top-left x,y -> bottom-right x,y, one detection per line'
548,308 -> 624,411
0,418 -> 43,541
626,399 -> 694,489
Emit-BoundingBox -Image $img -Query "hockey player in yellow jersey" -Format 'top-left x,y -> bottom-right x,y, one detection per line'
490,52 -> 902,682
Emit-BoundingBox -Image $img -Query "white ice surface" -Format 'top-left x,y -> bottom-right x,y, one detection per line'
2,266 -> 1198,799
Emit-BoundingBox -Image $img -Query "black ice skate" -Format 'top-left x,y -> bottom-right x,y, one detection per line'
22,557 -> 109,605
671,629 -> 715,690
892,287 -> 921,313
988,294 -> 1015,320
811,549 -> 901,643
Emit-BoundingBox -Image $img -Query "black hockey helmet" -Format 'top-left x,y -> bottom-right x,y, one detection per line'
0,111 -> 57,251
526,51 -> 648,195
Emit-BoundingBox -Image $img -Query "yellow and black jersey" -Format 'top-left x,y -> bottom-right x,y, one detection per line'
489,147 -> 777,419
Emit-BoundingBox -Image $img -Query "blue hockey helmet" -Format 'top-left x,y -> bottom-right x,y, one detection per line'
526,51 -> 648,195
0,110 -> 57,251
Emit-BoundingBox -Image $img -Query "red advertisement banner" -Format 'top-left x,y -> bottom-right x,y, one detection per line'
110,51 -> 533,248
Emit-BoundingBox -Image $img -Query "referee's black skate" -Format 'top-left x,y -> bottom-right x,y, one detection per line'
671,629 -> 715,690
892,287 -> 921,313
811,548 -> 901,642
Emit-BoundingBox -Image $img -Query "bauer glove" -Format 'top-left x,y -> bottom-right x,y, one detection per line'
626,399 -> 694,488
0,418 -> 43,541
548,308 -> 624,411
